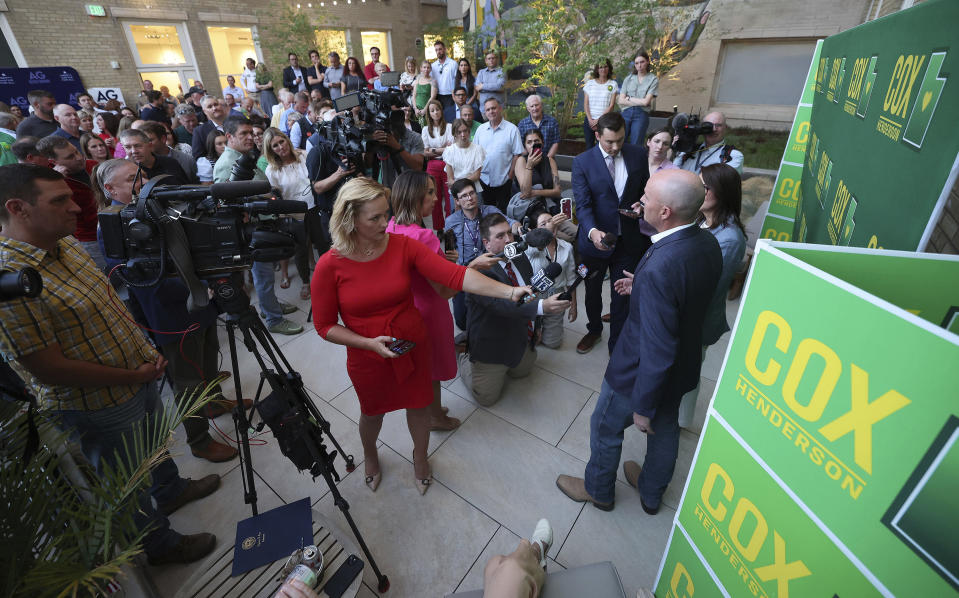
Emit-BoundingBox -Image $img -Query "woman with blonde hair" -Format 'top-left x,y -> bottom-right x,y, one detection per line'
399,56 -> 418,90
311,178 -> 532,494
421,99 -> 453,229
262,127 -> 314,299
412,60 -> 437,123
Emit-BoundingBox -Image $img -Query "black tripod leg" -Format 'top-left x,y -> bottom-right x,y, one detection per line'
226,320 -> 259,516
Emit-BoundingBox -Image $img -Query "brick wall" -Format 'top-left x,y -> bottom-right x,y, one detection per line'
1,0 -> 438,102
925,176 -> 959,255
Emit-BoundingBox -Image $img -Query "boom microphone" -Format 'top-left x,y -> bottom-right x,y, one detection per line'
520,262 -> 563,304
523,227 -> 554,250
558,264 -> 601,301
671,112 -> 689,131
494,240 -> 528,260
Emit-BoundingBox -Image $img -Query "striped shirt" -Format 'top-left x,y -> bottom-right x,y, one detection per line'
0,236 -> 159,411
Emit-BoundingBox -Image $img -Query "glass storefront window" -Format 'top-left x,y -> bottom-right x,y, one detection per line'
207,26 -> 259,94
129,25 -> 186,66
360,31 -> 390,69
314,29 -> 349,61
139,71 -> 184,97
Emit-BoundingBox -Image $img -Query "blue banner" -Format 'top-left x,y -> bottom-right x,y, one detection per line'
0,67 -> 88,112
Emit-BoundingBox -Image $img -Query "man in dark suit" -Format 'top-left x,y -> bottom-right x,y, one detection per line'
572,112 -> 651,355
557,169 -> 722,513
191,96 -> 227,160
444,87 -> 470,125
458,213 -> 570,406
282,52 -> 309,94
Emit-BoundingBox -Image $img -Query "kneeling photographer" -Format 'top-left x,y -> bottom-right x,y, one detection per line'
94,158 -> 243,463
214,115 -> 302,335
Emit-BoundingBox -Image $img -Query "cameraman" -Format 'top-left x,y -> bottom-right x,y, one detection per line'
305,131 -> 355,255
214,116 -> 303,335
368,104 -> 425,188
0,163 -> 220,565
673,111 -> 743,174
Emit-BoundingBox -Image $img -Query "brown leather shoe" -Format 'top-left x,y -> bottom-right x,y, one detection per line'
204,398 -> 253,418
623,461 -> 659,514
191,439 -> 238,463
147,532 -> 217,566
576,332 -> 602,354
601,313 -> 611,322
157,474 -> 221,516
555,474 -> 614,511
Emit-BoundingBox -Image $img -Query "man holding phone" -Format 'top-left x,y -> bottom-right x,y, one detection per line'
572,112 -> 651,355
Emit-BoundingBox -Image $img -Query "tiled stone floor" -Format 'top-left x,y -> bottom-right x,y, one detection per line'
147,270 -> 741,598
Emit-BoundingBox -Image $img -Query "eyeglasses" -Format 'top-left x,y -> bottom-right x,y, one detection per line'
457,190 -> 476,200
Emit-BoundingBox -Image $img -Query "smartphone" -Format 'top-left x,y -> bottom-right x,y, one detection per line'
560,198 -> 572,219
618,208 -> 641,219
443,229 -> 457,252
388,339 -> 415,355
532,142 -> 543,154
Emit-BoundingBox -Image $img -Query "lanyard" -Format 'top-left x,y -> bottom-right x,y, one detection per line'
695,144 -> 722,171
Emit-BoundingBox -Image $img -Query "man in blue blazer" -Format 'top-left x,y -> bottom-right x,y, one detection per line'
557,169 -> 722,513
572,112 -> 651,355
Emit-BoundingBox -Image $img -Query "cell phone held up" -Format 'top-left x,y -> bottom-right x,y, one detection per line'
560,198 -> 572,220
618,208 -> 640,219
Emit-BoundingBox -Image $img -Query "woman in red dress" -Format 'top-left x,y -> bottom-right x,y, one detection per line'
311,178 -> 530,494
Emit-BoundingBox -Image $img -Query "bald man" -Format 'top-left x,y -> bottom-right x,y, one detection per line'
52,104 -> 83,151
674,111 -> 744,174
557,169 -> 722,514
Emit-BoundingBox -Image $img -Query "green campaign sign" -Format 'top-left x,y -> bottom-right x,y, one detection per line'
760,41 -> 822,243
656,524 -> 725,598
655,241 -> 959,597
793,0 -> 959,250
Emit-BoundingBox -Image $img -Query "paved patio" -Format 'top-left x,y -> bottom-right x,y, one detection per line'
148,268 -> 740,598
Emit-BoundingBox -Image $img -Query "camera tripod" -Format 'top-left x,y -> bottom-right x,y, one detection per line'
210,271 -> 390,593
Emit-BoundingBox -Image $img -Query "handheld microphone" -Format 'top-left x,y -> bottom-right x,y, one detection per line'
523,227 -> 554,250
558,264 -> 601,300
519,262 -> 563,304
600,232 -> 617,250
494,240 -> 528,261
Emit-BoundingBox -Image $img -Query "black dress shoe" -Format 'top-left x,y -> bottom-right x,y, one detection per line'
640,496 -> 660,515
157,474 -> 221,516
148,532 -> 217,566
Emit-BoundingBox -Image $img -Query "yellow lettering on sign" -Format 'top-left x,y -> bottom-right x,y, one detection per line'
754,532 -> 812,598
670,562 -> 695,598
702,462 -> 734,521
795,121 -> 809,144
745,311 -> 791,386
729,498 -> 768,562
884,54 -> 926,119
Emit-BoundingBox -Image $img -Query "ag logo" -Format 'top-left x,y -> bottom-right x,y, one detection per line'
241,536 -> 257,550
9,96 -> 27,108
29,71 -> 50,84
95,89 -> 120,102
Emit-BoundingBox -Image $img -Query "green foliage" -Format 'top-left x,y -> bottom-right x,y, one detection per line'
423,19 -> 483,62
0,381 -> 222,597
255,1 -> 338,67
503,0 -> 656,139
725,127 -> 790,170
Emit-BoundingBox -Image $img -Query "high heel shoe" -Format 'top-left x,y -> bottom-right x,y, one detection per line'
365,471 -> 381,492
413,454 -> 432,496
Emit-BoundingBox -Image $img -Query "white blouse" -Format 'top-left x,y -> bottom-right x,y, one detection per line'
421,122 -> 453,150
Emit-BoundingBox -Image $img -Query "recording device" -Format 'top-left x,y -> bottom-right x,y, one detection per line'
531,141 -> 543,153
0,267 -> 42,300
494,240 -> 528,260
378,71 -> 401,87
558,264 -> 601,301
560,198 -> 572,220
387,339 -> 415,355
98,174 -> 307,311
519,262 -> 563,304
600,232 -> 617,250
618,208 -> 641,219
523,227 -> 554,250
442,229 -> 457,252
320,554 -> 364,598
323,85 -> 411,173
671,111 -> 715,156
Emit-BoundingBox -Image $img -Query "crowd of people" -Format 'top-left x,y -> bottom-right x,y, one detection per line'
0,40 -> 750,597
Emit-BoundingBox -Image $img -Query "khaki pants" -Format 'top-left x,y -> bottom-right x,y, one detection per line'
458,347 -> 536,407
483,539 -> 546,598
539,313 -> 565,349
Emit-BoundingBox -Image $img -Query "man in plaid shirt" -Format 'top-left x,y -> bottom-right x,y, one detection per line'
517,95 -> 561,159
0,163 -> 220,566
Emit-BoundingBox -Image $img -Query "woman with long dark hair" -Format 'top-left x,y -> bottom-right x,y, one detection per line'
96,112 -> 120,156
582,58 -> 618,149
677,163 -> 746,429
422,99 -> 454,229
386,171 -> 462,432
454,58 -> 478,114
340,57 -> 367,95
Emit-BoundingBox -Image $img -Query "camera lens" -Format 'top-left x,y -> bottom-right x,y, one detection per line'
0,267 -> 43,301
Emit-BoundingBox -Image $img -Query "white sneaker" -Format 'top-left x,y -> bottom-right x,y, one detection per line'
530,518 -> 553,569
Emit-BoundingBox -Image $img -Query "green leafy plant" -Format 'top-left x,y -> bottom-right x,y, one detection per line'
255,1 -> 342,68
0,380 -> 222,597
503,0 -> 657,139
